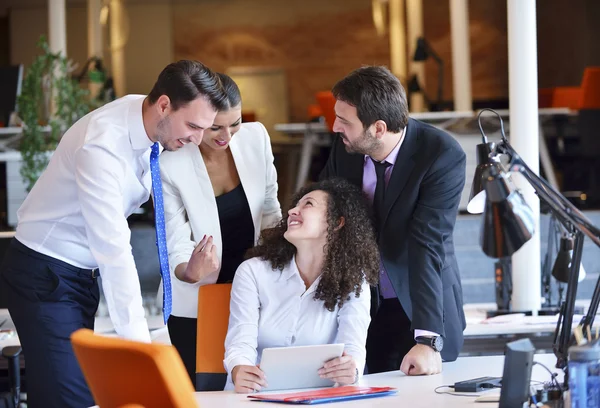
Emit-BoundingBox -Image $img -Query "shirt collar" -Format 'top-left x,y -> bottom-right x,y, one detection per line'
281,255 -> 323,296
364,125 -> 406,165
128,95 -> 155,151
282,255 -> 300,281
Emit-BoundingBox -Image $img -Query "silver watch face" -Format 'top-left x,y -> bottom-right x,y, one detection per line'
434,336 -> 444,351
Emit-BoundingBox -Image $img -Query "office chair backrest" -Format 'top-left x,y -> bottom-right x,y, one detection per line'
316,91 -> 336,133
70,329 -> 197,408
551,86 -> 581,110
579,67 -> 600,109
196,283 -> 232,391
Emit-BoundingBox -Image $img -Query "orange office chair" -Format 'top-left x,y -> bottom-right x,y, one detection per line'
71,329 -> 197,408
579,67 -> 600,109
316,91 -> 337,132
307,104 -> 323,121
551,86 -> 582,110
195,283 -> 232,391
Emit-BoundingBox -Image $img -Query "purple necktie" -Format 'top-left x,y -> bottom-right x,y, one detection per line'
371,159 -> 397,299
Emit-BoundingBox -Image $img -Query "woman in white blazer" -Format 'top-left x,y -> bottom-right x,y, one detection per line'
158,73 -> 282,386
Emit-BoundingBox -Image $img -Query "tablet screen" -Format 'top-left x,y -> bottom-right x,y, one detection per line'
259,343 -> 345,391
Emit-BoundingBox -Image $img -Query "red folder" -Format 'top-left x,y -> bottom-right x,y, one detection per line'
247,386 -> 397,404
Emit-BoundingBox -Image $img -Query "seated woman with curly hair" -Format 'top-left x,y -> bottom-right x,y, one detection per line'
223,178 -> 380,393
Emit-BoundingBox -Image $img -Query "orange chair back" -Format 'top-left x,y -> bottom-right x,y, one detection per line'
307,104 -> 323,120
195,283 -> 232,391
579,67 -> 600,109
551,86 -> 582,110
71,329 -> 197,408
538,88 -> 554,108
316,91 -> 337,132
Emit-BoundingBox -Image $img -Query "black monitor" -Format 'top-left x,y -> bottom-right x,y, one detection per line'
0,65 -> 23,127
499,338 -> 535,408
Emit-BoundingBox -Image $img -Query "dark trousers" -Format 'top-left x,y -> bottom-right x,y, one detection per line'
167,315 -> 197,389
0,239 -> 99,408
366,297 -> 415,374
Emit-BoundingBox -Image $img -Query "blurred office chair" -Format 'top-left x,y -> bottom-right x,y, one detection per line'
577,68 -> 600,206
307,104 -> 323,122
539,66 -> 600,110
195,283 -> 232,391
71,329 -> 196,408
316,91 -> 336,133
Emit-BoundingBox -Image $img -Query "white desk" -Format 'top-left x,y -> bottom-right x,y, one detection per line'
463,301 -> 597,337
193,353 -> 561,407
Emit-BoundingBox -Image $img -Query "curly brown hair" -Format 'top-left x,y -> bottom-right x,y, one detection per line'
246,178 -> 380,311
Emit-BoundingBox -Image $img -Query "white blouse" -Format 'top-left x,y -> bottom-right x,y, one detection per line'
223,256 -> 371,390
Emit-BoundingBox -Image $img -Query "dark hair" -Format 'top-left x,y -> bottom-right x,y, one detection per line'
247,178 -> 380,311
217,73 -> 242,110
147,60 -> 228,111
332,65 -> 408,133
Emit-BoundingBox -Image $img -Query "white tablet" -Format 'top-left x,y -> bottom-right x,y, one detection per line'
259,343 -> 345,391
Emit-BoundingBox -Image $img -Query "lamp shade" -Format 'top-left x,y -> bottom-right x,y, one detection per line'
407,74 -> 421,93
413,37 -> 428,62
480,166 -> 535,258
552,235 -> 587,283
467,142 -> 498,214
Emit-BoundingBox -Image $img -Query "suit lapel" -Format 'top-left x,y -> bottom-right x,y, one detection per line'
382,119 -> 420,223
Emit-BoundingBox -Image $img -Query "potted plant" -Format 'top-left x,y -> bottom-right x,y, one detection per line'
17,35 -> 94,191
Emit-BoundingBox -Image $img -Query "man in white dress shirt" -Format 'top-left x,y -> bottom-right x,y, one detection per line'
0,60 -> 227,408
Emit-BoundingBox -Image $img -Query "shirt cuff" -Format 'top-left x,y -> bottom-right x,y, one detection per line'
225,356 -> 256,375
414,329 -> 440,339
114,319 -> 152,343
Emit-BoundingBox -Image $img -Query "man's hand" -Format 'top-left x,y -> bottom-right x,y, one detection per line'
232,365 -> 267,393
318,351 -> 357,385
184,235 -> 220,283
400,344 -> 442,376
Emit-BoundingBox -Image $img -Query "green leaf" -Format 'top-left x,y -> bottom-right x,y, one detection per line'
17,35 -> 97,191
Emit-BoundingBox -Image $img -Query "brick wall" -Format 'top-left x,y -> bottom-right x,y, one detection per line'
173,0 -> 390,122
173,0 -> 599,121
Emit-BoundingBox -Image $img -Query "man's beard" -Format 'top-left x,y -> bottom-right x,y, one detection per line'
156,115 -> 176,152
341,128 -> 381,157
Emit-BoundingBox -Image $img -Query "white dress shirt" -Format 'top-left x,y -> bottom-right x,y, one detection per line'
16,95 -> 155,342
223,256 -> 371,390
158,122 -> 281,318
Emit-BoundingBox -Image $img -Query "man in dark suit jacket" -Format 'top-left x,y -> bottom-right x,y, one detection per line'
319,66 -> 467,376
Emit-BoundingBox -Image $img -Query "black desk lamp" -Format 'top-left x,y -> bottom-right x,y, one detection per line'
407,74 -> 432,110
468,109 -> 600,386
413,37 -> 444,111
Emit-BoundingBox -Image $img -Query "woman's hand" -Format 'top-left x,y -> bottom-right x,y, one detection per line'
318,351 -> 358,385
232,365 -> 268,393
181,235 -> 220,283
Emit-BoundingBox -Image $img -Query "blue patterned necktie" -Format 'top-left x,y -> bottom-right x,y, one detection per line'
150,142 -> 172,324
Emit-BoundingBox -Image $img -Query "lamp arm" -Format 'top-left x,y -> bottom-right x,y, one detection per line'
496,138 -> 600,374
498,140 -> 600,246
422,43 -> 444,107
554,231 -> 584,370
425,43 -> 443,65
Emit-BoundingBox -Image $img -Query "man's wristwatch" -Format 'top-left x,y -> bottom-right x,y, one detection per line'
415,336 -> 444,352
